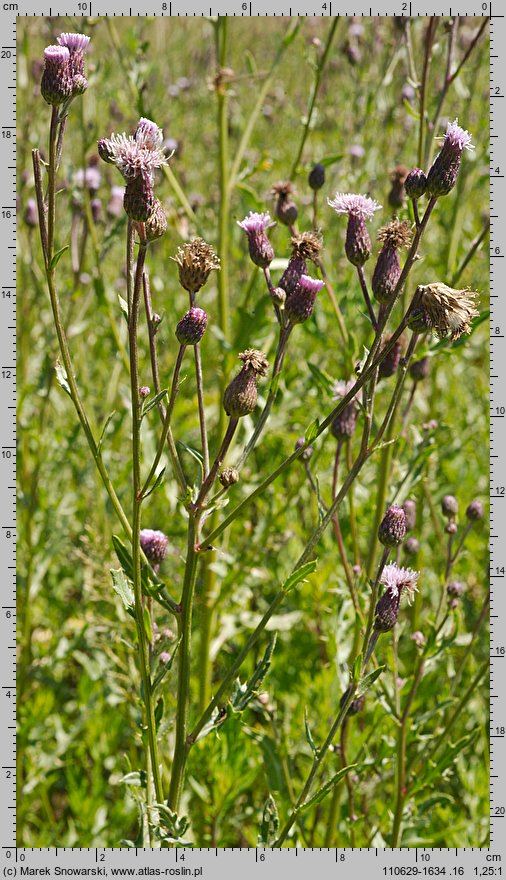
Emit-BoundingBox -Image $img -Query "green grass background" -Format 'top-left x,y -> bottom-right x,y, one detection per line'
17,16 -> 489,847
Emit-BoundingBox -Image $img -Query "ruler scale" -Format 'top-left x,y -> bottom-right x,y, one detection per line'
7,3 -> 498,874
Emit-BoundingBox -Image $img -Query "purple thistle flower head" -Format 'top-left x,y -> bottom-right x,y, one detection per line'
98,127 -> 168,180
41,46 -> 73,105
327,192 -> 381,219
285,274 -> 324,325
57,32 -> 91,54
140,528 -> 169,565
426,119 -> 474,197
378,504 -> 407,547
380,562 -> 419,603
330,379 -> 357,440
135,117 -> 164,151
237,211 -> 275,234
237,212 -> 275,268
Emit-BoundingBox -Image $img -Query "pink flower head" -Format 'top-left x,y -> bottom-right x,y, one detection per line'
237,211 -> 275,235
327,192 -> 382,220
98,131 -> 167,179
298,274 -> 325,295
438,118 -> 474,154
44,44 -> 70,63
57,32 -> 90,53
135,117 -> 164,151
380,562 -> 419,604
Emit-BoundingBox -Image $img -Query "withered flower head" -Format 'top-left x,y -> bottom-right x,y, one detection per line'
415,282 -> 479,341
172,238 -> 220,293
290,230 -> 323,263
271,180 -> 295,199
377,219 -> 412,250
238,349 -> 269,376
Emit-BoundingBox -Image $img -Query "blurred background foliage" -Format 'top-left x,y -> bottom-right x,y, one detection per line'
17,15 -> 488,846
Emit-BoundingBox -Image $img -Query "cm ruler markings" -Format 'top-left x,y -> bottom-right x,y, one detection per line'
5,3 -> 498,875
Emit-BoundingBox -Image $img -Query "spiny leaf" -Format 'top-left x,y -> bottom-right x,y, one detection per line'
304,708 -> 319,756
304,417 -> 319,444
358,665 -> 385,696
258,794 -> 279,846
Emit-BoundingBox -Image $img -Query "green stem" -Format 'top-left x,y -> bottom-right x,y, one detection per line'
289,18 -> 339,179
195,417 -> 239,511
216,18 -> 231,438
167,516 -> 199,811
141,344 -> 186,499
391,658 -> 425,846
194,342 -> 210,479
128,235 -> 164,806
451,220 -> 490,286
417,19 -> 438,168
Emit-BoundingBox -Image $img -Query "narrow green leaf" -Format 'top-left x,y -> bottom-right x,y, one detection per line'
154,696 -> 164,730
143,606 -> 153,642
143,467 -> 166,500
359,665 -> 385,696
110,568 -> 134,609
352,654 -> 363,684
282,559 -> 317,594
402,98 -> 420,120
152,637 -> 181,692
118,294 -> 129,324
305,418 -> 319,444
299,765 -> 358,813
142,388 -> 168,417
304,708 -> 319,756
97,411 -> 116,454
232,634 -> 277,712
320,152 -> 343,168
49,244 -> 69,271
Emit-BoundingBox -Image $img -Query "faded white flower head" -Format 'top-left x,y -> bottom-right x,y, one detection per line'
327,192 -> 382,219
417,282 -> 479,341
380,562 -> 419,604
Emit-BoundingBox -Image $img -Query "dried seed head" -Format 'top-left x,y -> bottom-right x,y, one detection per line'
143,199 -> 167,242
290,230 -> 323,263
237,211 -> 275,268
403,536 -> 420,557
41,45 -> 73,105
426,118 -> 474,197
285,274 -> 324,324
223,350 -> 269,418
271,181 -> 298,226
441,494 -> 458,518
140,528 -> 169,565
238,349 -> 270,376
466,499 -> 484,521
172,238 -> 220,292
388,165 -> 409,208
402,499 -> 417,532
340,686 -> 365,717
271,181 -> 295,199
176,307 -> 208,345
407,307 -> 433,335
405,168 -> 427,200
123,172 -> 156,222
377,219 -> 412,250
378,336 -> 403,378
219,467 -> 240,488
409,355 -> 430,382
378,505 -> 407,547
308,163 -> 326,191
414,282 -> 479,341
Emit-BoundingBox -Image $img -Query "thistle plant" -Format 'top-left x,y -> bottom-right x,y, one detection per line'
23,18 -> 488,849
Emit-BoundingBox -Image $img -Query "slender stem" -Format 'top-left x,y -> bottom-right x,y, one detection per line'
195,417 -> 239,511
417,19 -> 438,168
128,235 -> 164,806
215,18 -> 231,443
425,17 -> 459,169
362,548 -> 390,670
168,516 -> 200,811
357,265 -> 377,329
450,592 -> 489,695
315,257 -> 348,344
289,18 -> 339,179
141,344 -> 186,499
332,442 -> 361,617
194,343 -> 210,479
142,270 -> 187,494
451,220 -> 490,286
237,325 -> 292,468
391,658 -> 425,846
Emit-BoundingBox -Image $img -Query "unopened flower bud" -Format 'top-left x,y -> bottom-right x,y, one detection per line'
411,630 -> 426,648
340,686 -> 365,717
331,402 -> 357,441
271,286 -> 286,308
409,355 -> 430,382
442,495 -> 458,518
372,220 -> 411,305
176,307 -> 208,345
447,580 -> 465,598
143,199 -> 167,242
139,386 -> 150,399
41,45 -> 73,105
295,437 -> 313,460
98,138 -> 116,165
378,337 -> 403,379
404,536 -> 420,557
445,521 -> 458,535
308,163 -> 326,191
219,467 -> 239,488
466,499 -> 484,521
140,529 -> 168,565
405,168 -> 427,200
378,505 -> 407,548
